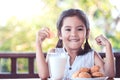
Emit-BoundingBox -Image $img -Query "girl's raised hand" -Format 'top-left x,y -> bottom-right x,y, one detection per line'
36,27 -> 54,46
95,35 -> 110,46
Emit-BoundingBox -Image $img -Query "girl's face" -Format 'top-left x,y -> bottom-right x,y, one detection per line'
59,16 -> 88,51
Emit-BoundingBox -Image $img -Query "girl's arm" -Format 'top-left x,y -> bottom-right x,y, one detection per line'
94,51 -> 104,74
36,27 -> 50,79
95,35 -> 115,77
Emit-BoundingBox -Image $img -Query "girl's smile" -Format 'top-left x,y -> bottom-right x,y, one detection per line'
69,38 -> 80,44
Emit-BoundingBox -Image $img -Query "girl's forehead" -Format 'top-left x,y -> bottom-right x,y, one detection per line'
62,16 -> 85,27
63,16 -> 83,23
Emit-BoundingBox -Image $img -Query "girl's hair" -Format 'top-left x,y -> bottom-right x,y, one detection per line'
56,9 -> 92,55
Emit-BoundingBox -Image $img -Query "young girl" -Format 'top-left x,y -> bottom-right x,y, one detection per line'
36,9 -> 115,79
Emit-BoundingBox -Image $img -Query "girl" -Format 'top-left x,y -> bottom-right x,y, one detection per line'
36,9 -> 115,79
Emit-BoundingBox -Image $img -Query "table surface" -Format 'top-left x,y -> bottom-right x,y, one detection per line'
0,78 -> 119,80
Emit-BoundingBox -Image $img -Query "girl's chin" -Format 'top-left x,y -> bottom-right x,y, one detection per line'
68,47 -> 80,50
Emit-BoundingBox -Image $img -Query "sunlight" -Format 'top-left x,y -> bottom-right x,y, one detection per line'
0,0 -> 44,26
110,0 -> 120,18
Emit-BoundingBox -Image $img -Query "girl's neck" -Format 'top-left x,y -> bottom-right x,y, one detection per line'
67,49 -> 78,65
67,48 -> 80,56
69,51 -> 77,57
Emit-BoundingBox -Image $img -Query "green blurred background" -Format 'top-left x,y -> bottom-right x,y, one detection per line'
0,0 -> 120,73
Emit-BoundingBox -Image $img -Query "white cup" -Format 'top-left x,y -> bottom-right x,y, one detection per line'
48,53 -> 67,80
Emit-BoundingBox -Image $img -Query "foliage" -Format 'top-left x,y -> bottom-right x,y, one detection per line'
0,0 -> 119,52
0,58 -> 11,72
17,58 -> 28,73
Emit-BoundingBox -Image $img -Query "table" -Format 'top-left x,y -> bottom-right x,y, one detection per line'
0,78 -> 120,80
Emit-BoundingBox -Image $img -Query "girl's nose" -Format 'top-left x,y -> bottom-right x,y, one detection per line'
71,30 -> 77,36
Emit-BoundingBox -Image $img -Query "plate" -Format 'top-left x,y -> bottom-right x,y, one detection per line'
71,77 -> 108,80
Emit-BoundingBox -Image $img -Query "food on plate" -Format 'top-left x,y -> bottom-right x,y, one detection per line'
92,72 -> 104,78
72,70 -> 80,78
78,72 -> 91,78
90,65 -> 100,73
79,67 -> 90,73
72,65 -> 105,78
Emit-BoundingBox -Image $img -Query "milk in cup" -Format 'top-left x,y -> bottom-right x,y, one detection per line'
48,53 -> 67,80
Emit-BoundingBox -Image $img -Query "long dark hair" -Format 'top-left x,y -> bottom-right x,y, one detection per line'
56,9 -> 92,55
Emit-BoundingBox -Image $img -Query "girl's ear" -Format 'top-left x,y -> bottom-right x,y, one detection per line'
58,31 -> 62,39
86,29 -> 90,39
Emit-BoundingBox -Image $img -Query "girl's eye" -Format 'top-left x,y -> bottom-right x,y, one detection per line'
78,28 -> 83,31
65,29 -> 71,31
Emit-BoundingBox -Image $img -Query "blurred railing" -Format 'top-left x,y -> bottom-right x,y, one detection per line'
0,52 -> 39,78
0,52 -> 120,78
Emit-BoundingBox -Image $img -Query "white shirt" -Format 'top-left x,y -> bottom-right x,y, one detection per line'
55,48 -> 94,79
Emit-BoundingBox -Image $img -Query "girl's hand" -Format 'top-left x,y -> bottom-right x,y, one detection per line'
36,27 -> 51,46
95,35 -> 110,46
